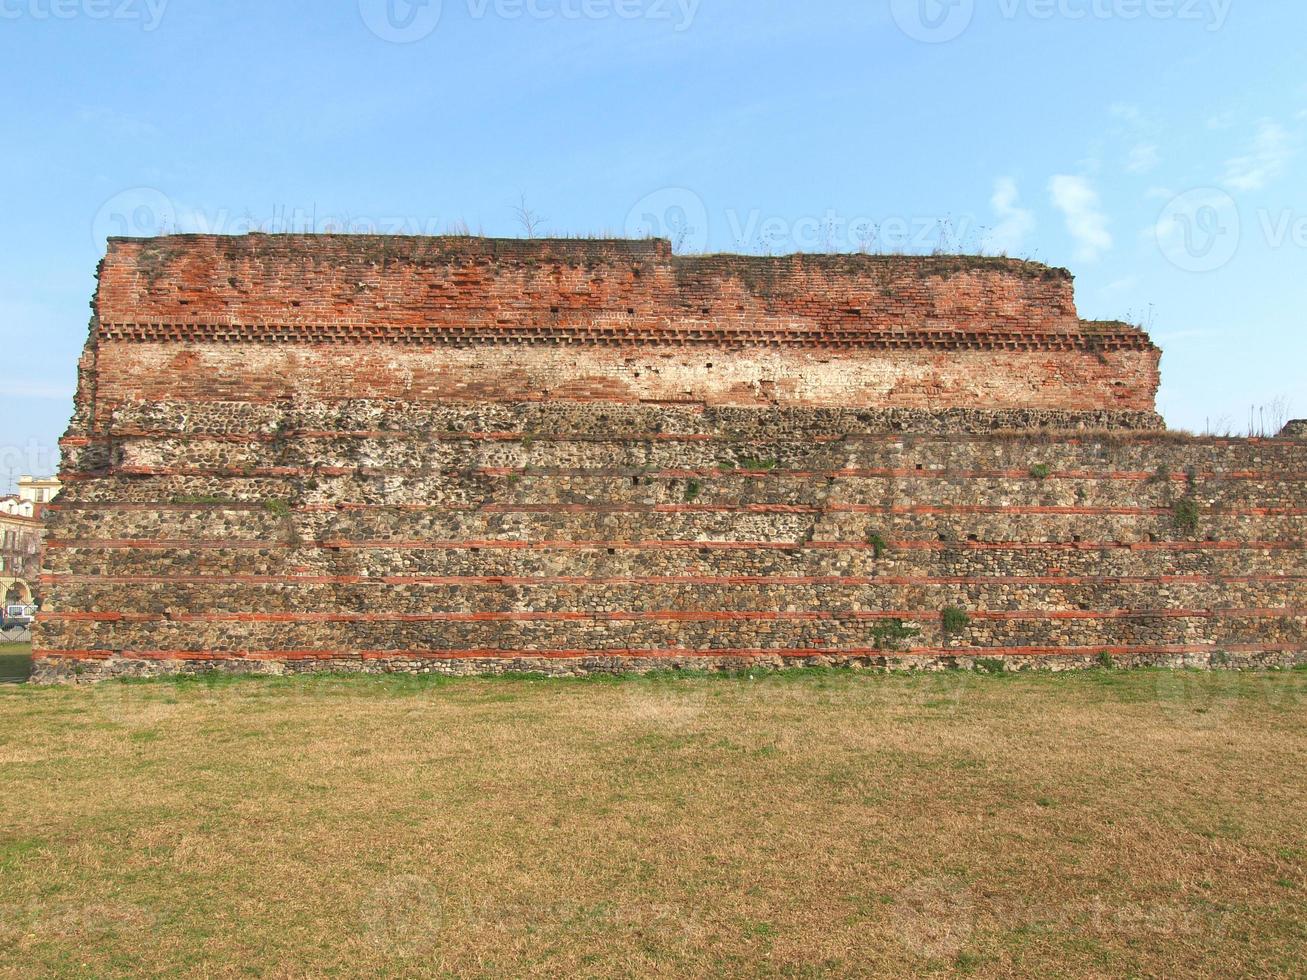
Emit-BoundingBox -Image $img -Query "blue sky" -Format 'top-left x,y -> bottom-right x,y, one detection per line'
2,0 -> 1304,487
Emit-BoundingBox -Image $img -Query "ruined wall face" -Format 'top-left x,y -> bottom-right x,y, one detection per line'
38,402 -> 1307,679
88,343 -> 1161,413
83,235 -> 1162,416
33,236 -> 1304,680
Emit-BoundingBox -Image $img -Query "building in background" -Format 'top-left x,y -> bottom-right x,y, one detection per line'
18,475 -> 61,511
1,475 -> 61,609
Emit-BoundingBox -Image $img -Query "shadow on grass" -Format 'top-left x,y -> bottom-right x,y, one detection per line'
20,660 -> 1307,703
0,645 -> 32,684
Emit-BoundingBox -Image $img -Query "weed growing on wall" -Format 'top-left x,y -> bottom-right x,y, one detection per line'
871,619 -> 921,652
1172,498 -> 1200,535
942,607 -> 971,635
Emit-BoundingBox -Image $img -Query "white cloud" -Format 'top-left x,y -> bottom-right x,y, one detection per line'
1048,176 -> 1112,262
983,177 -> 1035,256
1126,143 -> 1161,174
1102,276 -> 1139,295
1223,121 -> 1293,192
1109,103 -> 1144,125
76,106 -> 161,142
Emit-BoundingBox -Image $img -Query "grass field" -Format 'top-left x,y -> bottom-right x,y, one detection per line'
1,665 -> 1304,978
0,643 -> 31,683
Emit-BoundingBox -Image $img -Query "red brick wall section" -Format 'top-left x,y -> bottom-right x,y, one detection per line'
83,234 -> 1162,416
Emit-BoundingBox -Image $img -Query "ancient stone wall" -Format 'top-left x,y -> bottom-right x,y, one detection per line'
32,236 -> 1304,680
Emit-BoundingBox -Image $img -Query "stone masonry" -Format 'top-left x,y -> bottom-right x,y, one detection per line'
32,234 -> 1305,680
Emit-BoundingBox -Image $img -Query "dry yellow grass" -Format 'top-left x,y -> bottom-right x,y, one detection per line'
1,666 -> 1304,978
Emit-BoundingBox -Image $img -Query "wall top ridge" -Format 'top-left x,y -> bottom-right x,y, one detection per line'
93,234 -> 1154,355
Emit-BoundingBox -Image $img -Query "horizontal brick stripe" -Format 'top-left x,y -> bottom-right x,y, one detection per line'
81,465 -> 1307,484
46,501 -> 1307,518
45,608 -> 1305,624
96,320 -> 1155,352
42,573 -> 1307,587
71,428 -> 1286,447
36,642 -> 1304,664
67,426 -> 1296,449
77,430 -> 735,444
45,538 -> 1306,553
